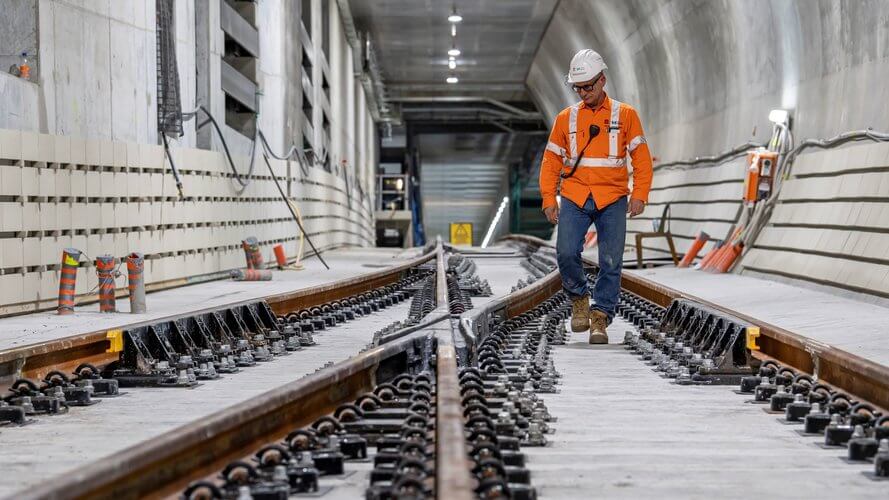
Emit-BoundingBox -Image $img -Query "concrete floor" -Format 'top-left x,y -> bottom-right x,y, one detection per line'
0,247 -> 420,351
578,247 -> 889,367
623,266 -> 889,367
467,254 -> 532,309
526,316 -> 885,500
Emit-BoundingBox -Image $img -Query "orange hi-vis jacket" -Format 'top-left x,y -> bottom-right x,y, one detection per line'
539,94 -> 653,210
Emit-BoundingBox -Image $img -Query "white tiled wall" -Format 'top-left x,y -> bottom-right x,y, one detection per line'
0,128 -> 375,311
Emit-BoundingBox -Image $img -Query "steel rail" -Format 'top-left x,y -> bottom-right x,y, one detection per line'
500,234 -> 889,411
434,242 -> 478,499
23,244 -> 477,500
0,249 -> 436,391
22,329 -> 434,500
457,268 -> 562,364
435,333 -> 476,500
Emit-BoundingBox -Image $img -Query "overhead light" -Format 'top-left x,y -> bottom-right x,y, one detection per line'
768,109 -> 789,124
446,75 -> 459,84
447,47 -> 461,57
448,59 -> 457,69
451,24 -> 457,37
448,6 -> 462,23
481,196 -> 509,248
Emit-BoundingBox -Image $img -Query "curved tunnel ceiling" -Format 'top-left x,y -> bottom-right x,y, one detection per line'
527,0 -> 889,161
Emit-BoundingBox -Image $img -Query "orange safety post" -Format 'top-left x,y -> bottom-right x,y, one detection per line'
273,244 -> 288,269
127,252 -> 147,313
95,255 -> 118,313
231,269 -> 273,281
715,242 -> 744,273
57,248 -> 81,315
679,231 -> 710,268
241,237 -> 264,269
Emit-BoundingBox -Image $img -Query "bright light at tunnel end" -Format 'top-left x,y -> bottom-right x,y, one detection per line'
481,196 -> 510,248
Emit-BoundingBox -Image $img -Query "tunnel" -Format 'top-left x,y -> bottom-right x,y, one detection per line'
0,1 -> 888,498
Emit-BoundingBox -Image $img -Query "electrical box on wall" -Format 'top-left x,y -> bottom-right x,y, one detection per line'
744,150 -> 778,205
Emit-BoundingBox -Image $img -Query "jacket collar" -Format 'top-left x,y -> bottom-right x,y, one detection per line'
579,92 -> 610,112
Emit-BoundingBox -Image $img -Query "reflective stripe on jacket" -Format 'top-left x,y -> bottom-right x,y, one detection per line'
539,94 -> 653,210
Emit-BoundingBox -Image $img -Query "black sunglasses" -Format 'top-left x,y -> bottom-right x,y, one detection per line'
572,73 -> 604,93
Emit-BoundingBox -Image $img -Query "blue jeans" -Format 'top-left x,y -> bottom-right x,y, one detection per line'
556,196 -> 627,322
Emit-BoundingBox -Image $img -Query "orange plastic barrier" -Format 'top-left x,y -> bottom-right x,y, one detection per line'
57,248 -> 81,315
242,237 -> 264,269
273,244 -> 288,269
96,255 -> 117,313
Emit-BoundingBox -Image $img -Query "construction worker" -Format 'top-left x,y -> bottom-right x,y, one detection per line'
539,49 -> 653,344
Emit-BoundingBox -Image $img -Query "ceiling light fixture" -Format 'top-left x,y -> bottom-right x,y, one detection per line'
448,59 -> 457,69
451,24 -> 457,37
448,47 -> 461,57
446,75 -> 459,84
448,6 -> 462,23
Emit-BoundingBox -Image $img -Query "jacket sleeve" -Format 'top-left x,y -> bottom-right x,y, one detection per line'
539,114 -> 566,209
625,108 -> 653,203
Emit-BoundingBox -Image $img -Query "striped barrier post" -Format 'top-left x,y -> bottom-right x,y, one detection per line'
230,269 -> 273,281
273,244 -> 287,269
57,248 -> 81,315
127,252 -> 147,313
241,237 -> 264,269
95,255 -> 117,313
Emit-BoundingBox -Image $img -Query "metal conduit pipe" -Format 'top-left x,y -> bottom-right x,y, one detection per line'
653,141 -> 765,171
336,0 -> 389,122
400,106 -> 541,121
388,96 -> 542,120
782,128 -> 889,178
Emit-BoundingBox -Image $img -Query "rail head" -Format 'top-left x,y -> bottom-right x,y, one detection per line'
22,330 -> 435,500
435,333 -> 476,500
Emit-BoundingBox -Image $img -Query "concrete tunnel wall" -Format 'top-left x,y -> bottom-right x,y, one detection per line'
526,0 -> 889,302
0,0 -> 378,315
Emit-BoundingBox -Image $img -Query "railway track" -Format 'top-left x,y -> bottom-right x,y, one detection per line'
3,238 -> 888,499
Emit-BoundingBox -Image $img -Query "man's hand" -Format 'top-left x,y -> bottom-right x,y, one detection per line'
627,198 -> 645,217
544,205 -> 559,225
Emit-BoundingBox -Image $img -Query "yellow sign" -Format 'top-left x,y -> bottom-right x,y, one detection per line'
449,223 -> 473,246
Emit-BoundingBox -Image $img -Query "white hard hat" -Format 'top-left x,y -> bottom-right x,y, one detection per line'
567,49 -> 607,84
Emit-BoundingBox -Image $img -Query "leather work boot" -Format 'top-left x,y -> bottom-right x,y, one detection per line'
570,294 -> 591,332
589,310 -> 609,344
